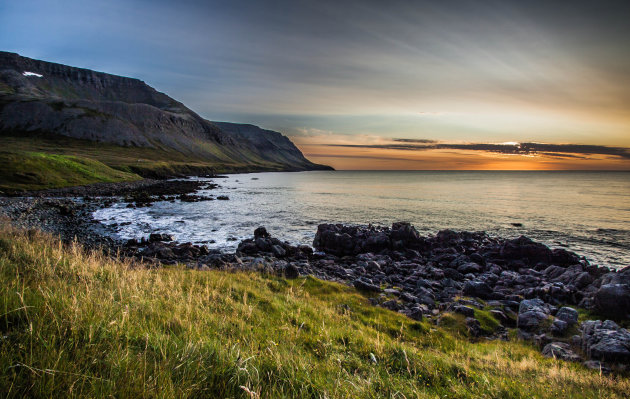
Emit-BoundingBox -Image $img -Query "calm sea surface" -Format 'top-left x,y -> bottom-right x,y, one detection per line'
94,171 -> 630,269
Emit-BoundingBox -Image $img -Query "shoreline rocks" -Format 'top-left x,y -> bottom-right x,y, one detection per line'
2,193 -> 629,372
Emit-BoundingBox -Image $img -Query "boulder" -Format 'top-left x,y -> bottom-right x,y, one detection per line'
271,245 -> 286,258
390,222 -> 421,244
555,307 -> 578,326
284,264 -> 299,279
465,317 -> 482,337
148,233 -> 174,243
574,272 -> 593,289
594,284 -> 630,319
542,342 -> 581,362
517,298 -> 550,332
254,226 -> 270,239
353,279 -> 381,292
500,236 -> 553,266
550,319 -> 568,335
581,320 -> 630,364
469,253 -> 486,267
453,305 -> 475,318
365,232 -> 390,252
462,281 -> 492,299
408,307 -> 424,321
458,262 -> 483,274
313,224 -> 357,256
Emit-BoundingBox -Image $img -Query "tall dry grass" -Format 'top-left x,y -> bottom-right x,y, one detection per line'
0,222 -> 628,398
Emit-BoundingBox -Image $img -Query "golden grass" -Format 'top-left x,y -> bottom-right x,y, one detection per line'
0,222 -> 628,398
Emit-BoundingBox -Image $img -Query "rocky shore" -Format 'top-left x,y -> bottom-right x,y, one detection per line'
0,178 -> 216,248
121,222 -> 630,373
1,183 -> 629,374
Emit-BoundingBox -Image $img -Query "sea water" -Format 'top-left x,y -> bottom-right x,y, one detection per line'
93,171 -> 630,269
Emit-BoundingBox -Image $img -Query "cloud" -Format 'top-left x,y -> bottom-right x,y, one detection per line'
323,141 -> 630,159
393,138 -> 438,144
292,127 -> 335,137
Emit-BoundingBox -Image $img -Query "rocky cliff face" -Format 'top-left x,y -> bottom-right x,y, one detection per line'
0,51 -> 331,171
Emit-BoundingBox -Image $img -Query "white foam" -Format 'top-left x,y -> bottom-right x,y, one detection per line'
23,71 -> 43,78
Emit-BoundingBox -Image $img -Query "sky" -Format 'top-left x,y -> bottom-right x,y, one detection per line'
1,0 -> 629,170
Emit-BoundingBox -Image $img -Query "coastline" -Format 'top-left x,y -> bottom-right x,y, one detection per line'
1,177 -> 629,373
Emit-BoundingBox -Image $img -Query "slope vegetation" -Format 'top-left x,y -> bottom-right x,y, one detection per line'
0,151 -> 140,192
0,224 -> 627,398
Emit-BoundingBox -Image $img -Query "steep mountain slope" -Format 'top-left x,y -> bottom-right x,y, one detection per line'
0,51 -> 331,172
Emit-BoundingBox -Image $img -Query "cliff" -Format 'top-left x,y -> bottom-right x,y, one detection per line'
0,51 -> 331,172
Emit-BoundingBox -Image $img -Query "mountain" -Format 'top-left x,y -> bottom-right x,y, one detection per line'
0,51 -> 331,173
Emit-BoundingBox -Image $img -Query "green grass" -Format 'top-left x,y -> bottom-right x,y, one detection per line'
0,151 -> 141,192
0,224 -> 628,398
473,309 -> 502,335
0,132 -> 302,189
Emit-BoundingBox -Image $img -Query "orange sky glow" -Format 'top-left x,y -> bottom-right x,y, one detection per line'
295,140 -> 630,170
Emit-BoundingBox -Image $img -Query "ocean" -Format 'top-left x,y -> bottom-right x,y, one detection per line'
93,171 -> 630,270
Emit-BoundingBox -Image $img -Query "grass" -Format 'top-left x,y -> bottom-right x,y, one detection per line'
0,223 -> 628,398
0,131 -> 314,188
0,151 -> 141,192
473,309 -> 502,335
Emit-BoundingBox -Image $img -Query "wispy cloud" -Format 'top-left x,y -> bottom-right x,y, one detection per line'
323,141 -> 630,159
393,138 -> 438,144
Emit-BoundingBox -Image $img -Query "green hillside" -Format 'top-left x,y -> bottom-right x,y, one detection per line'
0,224 -> 627,398
0,151 -> 141,192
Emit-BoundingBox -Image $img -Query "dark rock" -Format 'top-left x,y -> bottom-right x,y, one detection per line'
551,248 -> 581,267
462,281 -> 492,299
156,247 -> 175,260
594,284 -> 630,319
469,253 -> 486,267
581,320 -> 630,364
390,222 -> 424,248
271,245 -> 286,258
535,333 -> 553,348
443,268 -> 464,281
517,298 -> 550,332
465,317 -> 482,337
542,342 -> 581,362
254,226 -> 270,239
458,262 -> 483,274
255,237 -> 272,251
353,279 -> 381,292
284,264 -> 299,279
555,307 -> 578,326
574,272 -> 593,289
490,309 -> 508,323
149,233 -> 174,243
382,300 -> 400,310
366,232 -> 390,252
551,319 -> 568,335
500,236 -> 553,266
298,244 -> 313,255
543,265 -> 567,280
453,305 -> 475,318
409,307 -> 424,321
366,261 -> 381,272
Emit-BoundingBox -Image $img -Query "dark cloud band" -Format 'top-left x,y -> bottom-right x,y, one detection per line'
324,142 -> 630,159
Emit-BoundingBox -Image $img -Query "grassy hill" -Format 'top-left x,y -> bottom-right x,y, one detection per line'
0,223 -> 628,398
0,132 -> 310,192
0,151 -> 141,192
